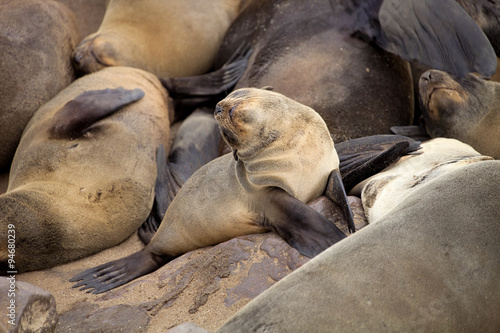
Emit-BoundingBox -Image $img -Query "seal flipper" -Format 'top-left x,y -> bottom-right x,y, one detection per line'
261,188 -> 347,258
161,45 -> 252,120
390,125 -> 431,142
138,144 -> 169,245
70,249 -> 170,294
50,88 -> 145,139
325,169 -> 356,235
336,135 -> 421,193
357,0 -> 496,77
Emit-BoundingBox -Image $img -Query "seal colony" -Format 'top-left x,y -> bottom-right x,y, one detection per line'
213,0 -> 497,142
70,88 -> 355,293
0,48 -> 248,273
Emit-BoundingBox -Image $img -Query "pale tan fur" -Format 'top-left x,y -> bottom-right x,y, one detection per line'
74,0 -> 245,77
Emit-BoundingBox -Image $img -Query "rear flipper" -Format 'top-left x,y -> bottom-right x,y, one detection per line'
70,249 -> 170,294
161,44 -> 252,121
336,135 -> 422,193
261,188 -> 347,258
138,111 -> 221,245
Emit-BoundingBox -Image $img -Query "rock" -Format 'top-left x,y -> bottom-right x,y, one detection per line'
56,302 -> 149,333
308,195 -> 368,234
0,277 -> 58,333
167,322 -> 211,333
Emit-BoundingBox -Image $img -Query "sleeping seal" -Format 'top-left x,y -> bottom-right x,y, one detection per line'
73,0 -> 246,77
215,140 -> 499,332
350,138 -> 493,222
70,87 -> 355,293
418,70 -> 500,159
0,67 -> 170,273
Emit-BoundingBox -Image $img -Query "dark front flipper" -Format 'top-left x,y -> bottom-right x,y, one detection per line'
70,250 -> 169,294
336,135 -> 421,193
325,169 -> 355,235
261,188 -> 347,258
138,144 -> 169,245
161,44 -> 252,120
390,125 -> 431,142
360,0 -> 496,77
50,88 -> 145,139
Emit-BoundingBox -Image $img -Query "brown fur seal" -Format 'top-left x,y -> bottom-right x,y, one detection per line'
0,66 -> 170,273
214,0 -> 496,143
0,0 -> 79,170
418,70 -> 500,159
73,0 -> 246,77
70,87 -> 355,293
216,141 -> 499,332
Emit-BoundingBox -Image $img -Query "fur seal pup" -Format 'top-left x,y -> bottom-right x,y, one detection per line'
214,0 -> 496,142
70,87 -> 356,294
350,138 -> 493,222
0,0 -> 79,170
216,141 -> 499,332
73,0 -> 246,77
418,69 -> 500,159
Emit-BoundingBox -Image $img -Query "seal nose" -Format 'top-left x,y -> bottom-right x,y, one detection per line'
214,104 -> 223,115
421,71 -> 432,82
73,53 -> 83,66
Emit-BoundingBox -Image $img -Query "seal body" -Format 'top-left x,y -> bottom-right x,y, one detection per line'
217,158 -> 500,332
216,0 -> 413,142
351,138 -> 493,222
419,70 -> 500,159
149,88 -> 339,256
0,0 -> 79,170
73,0 -> 246,77
0,66 -> 171,272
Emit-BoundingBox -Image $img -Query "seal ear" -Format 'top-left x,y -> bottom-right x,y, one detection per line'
361,0 -> 497,77
50,87 -> 145,139
260,86 -> 274,91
